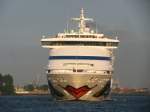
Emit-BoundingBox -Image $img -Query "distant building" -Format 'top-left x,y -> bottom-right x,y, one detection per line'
15,86 -> 29,94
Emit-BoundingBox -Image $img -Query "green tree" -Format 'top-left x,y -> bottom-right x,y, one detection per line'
2,74 -> 15,95
0,73 -> 15,95
0,73 -> 3,94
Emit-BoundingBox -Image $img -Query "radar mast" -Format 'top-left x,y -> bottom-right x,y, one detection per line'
72,8 -> 93,33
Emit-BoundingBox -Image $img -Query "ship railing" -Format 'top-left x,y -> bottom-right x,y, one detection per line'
46,69 -> 112,75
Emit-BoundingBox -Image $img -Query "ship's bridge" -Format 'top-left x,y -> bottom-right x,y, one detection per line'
41,35 -> 119,49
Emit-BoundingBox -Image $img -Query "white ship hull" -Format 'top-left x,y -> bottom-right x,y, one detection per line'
46,47 -> 113,101
47,73 -> 111,101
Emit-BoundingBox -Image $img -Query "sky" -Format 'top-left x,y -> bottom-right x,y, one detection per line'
0,0 -> 150,89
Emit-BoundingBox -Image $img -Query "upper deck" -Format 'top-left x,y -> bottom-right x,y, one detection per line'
41,8 -> 119,48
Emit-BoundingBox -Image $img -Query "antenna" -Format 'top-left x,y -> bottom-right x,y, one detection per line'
96,23 -> 97,33
66,21 -> 69,33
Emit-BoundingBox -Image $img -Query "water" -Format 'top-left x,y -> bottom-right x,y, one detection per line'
0,94 -> 150,112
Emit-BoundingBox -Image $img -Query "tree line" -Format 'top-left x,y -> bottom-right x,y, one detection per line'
0,73 -> 14,95
0,73 -> 48,95
23,84 -> 48,91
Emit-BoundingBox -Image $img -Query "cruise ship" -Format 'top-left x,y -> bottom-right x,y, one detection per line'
41,9 -> 119,101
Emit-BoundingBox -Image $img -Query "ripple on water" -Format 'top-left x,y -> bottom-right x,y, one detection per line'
0,95 -> 150,112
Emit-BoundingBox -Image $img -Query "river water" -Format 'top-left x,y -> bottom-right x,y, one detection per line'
0,94 -> 150,112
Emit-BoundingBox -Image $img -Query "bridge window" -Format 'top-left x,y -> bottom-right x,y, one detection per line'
41,41 -> 118,47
